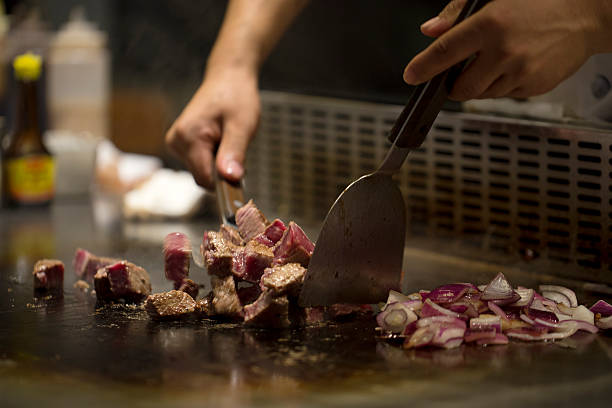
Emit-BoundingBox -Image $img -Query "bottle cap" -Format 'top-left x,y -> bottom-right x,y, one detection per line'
13,52 -> 43,81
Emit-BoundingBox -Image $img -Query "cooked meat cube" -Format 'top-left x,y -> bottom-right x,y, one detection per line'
235,199 -> 268,241
219,225 -> 244,246
196,292 -> 214,317
244,291 -> 290,328
176,278 -> 199,299
259,263 -> 306,297
272,222 -> 315,267
94,261 -> 152,303
202,231 -> 237,277
73,248 -> 120,282
211,275 -> 243,318
33,259 -> 64,291
253,219 -> 287,247
163,232 -> 191,284
145,290 -> 196,320
232,240 -> 273,283
237,284 -> 261,306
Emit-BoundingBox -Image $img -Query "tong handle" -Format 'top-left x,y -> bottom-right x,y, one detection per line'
214,169 -> 245,226
389,0 -> 490,148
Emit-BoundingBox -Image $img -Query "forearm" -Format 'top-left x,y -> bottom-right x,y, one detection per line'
582,0 -> 612,54
206,0 -> 309,77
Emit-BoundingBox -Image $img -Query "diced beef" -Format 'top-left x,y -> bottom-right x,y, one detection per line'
232,240 -> 273,283
176,278 -> 199,299
253,219 -> 287,247
145,290 -> 197,320
272,222 -> 315,267
237,284 -> 262,306
219,225 -> 244,246
163,232 -> 191,284
259,263 -> 306,298
211,275 -> 243,318
202,231 -> 237,277
196,292 -> 214,317
94,261 -> 152,303
73,248 -> 120,282
243,291 -> 290,328
33,259 -> 64,291
235,199 -> 268,241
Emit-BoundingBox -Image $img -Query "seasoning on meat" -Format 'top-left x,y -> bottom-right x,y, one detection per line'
259,263 -> 306,297
272,222 -> 315,267
202,231 -> 237,277
211,275 -> 243,318
235,199 -> 268,241
244,291 -> 290,328
94,261 -> 152,303
219,224 -> 244,246
163,232 -> 191,286
73,248 -> 120,282
232,240 -> 274,282
253,219 -> 287,247
33,259 -> 64,292
145,290 -> 197,320
196,292 -> 215,317
176,278 -> 199,299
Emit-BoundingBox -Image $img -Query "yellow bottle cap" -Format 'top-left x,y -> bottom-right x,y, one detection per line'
13,52 -> 43,82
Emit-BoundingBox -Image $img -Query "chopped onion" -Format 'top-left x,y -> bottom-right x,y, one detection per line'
567,305 -> 594,325
464,329 -> 496,343
487,301 -> 509,321
417,315 -> 466,329
376,302 -> 418,333
596,315 -> 612,330
440,337 -> 464,349
404,326 -> 435,349
481,272 -> 515,301
470,315 -> 501,333
539,285 -> 578,307
590,300 -> 612,317
382,290 -> 422,311
525,307 -> 558,324
509,288 -> 534,307
420,299 -> 461,318
541,291 -> 571,307
556,319 -> 598,334
477,333 -> 508,346
425,284 -> 470,304
432,326 -> 466,348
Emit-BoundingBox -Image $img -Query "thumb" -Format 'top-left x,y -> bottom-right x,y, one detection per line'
215,118 -> 255,182
421,0 -> 467,38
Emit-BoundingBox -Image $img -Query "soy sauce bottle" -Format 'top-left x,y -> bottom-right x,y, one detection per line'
2,52 -> 55,207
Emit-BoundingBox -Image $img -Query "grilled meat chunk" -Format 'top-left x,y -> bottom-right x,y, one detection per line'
202,231 -> 237,277
272,222 -> 315,267
232,240 -> 274,283
94,261 -> 152,303
163,232 -> 191,285
259,263 -> 306,297
235,199 -> 268,241
211,275 -> 243,319
73,248 -> 120,282
33,259 -> 64,291
244,291 -> 290,328
145,290 -> 196,320
253,219 -> 286,247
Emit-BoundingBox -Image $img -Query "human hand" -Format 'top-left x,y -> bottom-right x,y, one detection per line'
165,68 -> 260,189
403,0 -> 612,100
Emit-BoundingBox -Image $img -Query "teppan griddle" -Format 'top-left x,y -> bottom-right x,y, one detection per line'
1,200 -> 611,407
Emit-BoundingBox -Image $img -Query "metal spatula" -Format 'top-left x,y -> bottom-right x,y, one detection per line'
299,0 -> 489,306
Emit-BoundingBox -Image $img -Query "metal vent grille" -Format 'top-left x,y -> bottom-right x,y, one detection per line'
247,91 -> 612,284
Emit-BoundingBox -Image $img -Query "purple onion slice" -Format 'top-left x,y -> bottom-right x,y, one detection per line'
425,284 -> 470,304
470,315 -> 502,333
376,302 -> 418,333
538,285 -> 577,307
382,290 -> 414,310
481,272 -> 515,301
541,291 -> 571,307
525,307 -> 559,324
590,300 -> 612,317
487,301 -> 509,321
420,299 -> 461,318
508,288 -> 534,307
432,326 -> 466,348
596,315 -> 612,330
556,319 -> 598,334
417,315 -> 466,329
477,333 -> 508,346
404,326 -> 435,349
440,337 -> 464,349
464,329 -> 496,343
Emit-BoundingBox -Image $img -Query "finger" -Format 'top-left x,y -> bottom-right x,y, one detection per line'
404,16 -> 483,85
186,139 -> 215,190
421,0 -> 466,38
478,74 -> 516,99
215,118 -> 257,182
448,53 -> 503,101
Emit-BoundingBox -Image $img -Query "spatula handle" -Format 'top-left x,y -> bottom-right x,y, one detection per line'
389,0 -> 490,149
214,168 -> 245,227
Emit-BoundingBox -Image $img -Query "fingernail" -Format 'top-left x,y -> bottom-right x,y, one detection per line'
421,16 -> 441,32
403,66 -> 417,84
225,160 -> 244,179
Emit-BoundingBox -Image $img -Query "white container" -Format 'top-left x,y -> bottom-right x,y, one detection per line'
47,7 -> 110,139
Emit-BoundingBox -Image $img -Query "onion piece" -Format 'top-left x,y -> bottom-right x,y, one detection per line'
590,300 -> 612,317
470,315 -> 501,333
431,326 -> 466,348
509,287 -> 534,307
596,315 -> 612,330
376,302 -> 418,333
477,333 -> 508,346
538,285 -> 578,307
556,319 -> 598,334
487,301 -> 509,321
420,299 -> 461,318
417,315 -> 466,329
481,272 -> 515,301
541,291 -> 571,307
525,307 -> 559,324
382,290 -> 415,311
403,326 -> 435,349
425,284 -> 470,304
439,337 -> 464,350
464,329 -> 496,343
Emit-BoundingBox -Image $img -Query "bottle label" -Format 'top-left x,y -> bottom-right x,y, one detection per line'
6,155 -> 55,204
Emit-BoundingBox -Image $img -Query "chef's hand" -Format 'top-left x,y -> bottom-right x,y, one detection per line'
403,0 -> 612,100
166,68 -> 259,189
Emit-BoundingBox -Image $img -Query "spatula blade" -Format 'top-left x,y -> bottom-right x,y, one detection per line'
299,173 -> 405,306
